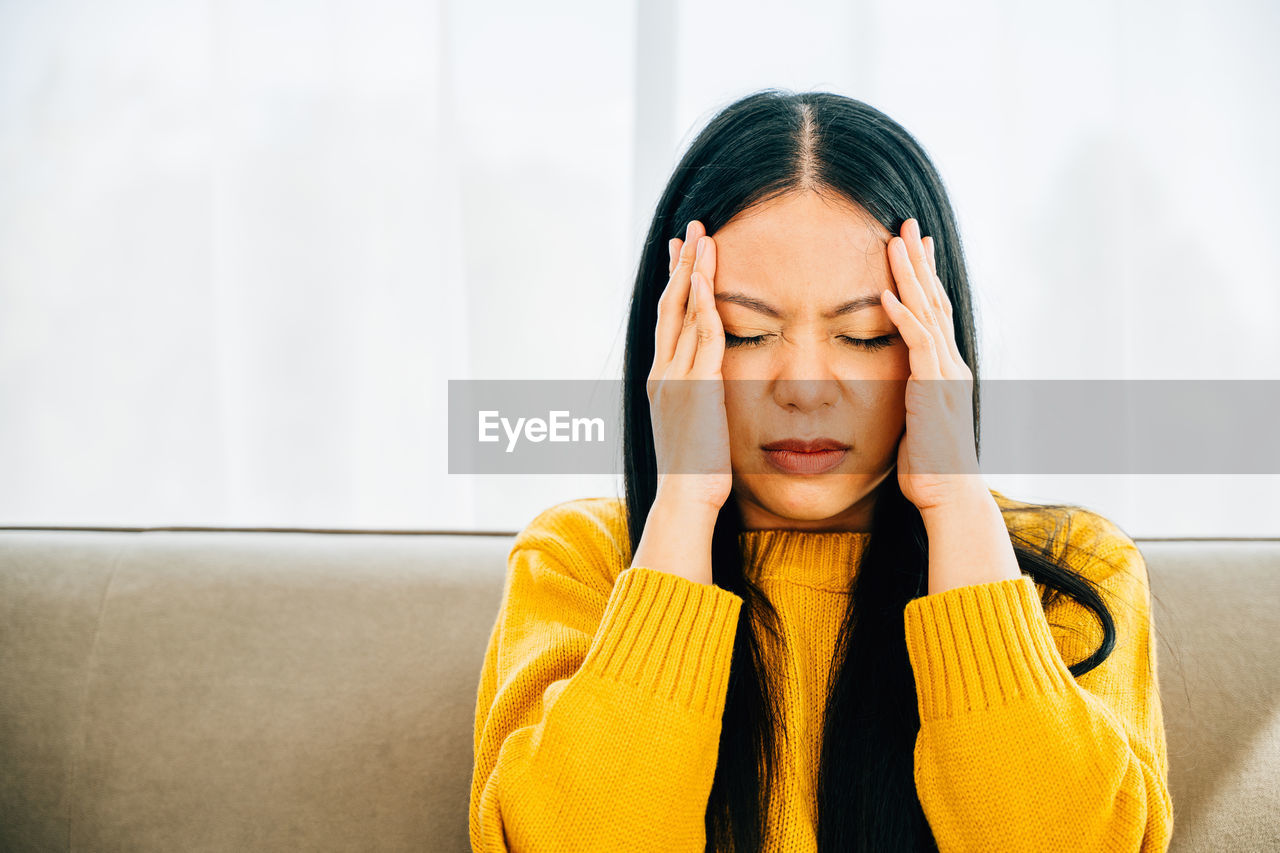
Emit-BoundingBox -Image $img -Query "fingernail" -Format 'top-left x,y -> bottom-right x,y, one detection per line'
696,236 -> 706,262
686,221 -> 696,241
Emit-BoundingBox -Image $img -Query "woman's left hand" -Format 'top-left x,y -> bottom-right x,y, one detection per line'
880,218 -> 985,517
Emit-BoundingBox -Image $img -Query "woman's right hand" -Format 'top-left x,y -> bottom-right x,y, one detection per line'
647,219 -> 733,513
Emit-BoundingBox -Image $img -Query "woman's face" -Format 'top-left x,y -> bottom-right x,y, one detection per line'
710,190 -> 912,532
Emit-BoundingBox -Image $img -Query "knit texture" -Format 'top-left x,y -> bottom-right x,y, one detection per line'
470,489 -> 1173,852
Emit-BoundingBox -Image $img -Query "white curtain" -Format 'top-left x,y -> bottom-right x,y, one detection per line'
2,0 -> 1276,535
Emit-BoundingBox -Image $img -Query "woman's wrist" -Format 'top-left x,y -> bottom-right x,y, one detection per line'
652,481 -> 726,521
921,488 -> 1022,595
631,491 -> 721,585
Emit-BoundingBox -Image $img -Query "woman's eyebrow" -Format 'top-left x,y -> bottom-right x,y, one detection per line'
714,291 -> 883,319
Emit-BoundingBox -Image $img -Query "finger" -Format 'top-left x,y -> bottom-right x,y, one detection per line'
915,230 -> 963,371
671,269 -> 725,377
895,222 -> 962,378
922,236 -> 953,320
909,224 -> 950,329
889,233 -> 938,336
881,287 -> 941,379
903,220 -> 942,325
668,237 -> 684,276
696,232 -> 717,299
671,235 -> 717,373
684,234 -> 717,324
654,221 -> 703,367
692,271 -> 726,379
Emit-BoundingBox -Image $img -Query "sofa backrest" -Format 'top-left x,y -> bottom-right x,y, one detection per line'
0,529 -> 1276,852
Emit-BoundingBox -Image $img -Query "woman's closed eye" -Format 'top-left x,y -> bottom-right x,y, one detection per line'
723,332 -> 897,352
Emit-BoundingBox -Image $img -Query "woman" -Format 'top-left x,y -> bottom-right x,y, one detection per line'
470,89 -> 1173,852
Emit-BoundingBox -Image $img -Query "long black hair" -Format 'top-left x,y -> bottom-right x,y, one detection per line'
620,89 -> 1133,852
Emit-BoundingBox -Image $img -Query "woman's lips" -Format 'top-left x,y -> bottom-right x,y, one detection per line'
763,447 -> 849,474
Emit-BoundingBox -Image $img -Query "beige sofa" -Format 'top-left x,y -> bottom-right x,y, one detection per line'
1,525 -> 1277,851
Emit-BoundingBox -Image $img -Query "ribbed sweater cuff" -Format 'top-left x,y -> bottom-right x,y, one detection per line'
903,575 -> 1076,722
580,566 -> 744,720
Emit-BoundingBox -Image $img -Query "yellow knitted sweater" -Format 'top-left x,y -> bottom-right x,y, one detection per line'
470,489 -> 1173,852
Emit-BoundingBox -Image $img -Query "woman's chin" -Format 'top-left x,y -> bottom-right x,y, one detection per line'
741,476 -> 865,521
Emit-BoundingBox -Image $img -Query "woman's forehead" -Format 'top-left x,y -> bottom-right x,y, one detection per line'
713,190 -> 891,247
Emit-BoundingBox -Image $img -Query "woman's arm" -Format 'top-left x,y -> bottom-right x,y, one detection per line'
470,501 -> 742,853
902,513 -> 1174,852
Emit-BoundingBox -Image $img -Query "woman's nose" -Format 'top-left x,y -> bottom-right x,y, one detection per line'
771,348 -> 841,409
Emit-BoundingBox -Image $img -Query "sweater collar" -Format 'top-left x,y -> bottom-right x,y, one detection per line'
737,528 -> 870,591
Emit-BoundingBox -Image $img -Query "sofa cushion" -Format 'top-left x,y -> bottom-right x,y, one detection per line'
0,529 -> 1277,851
